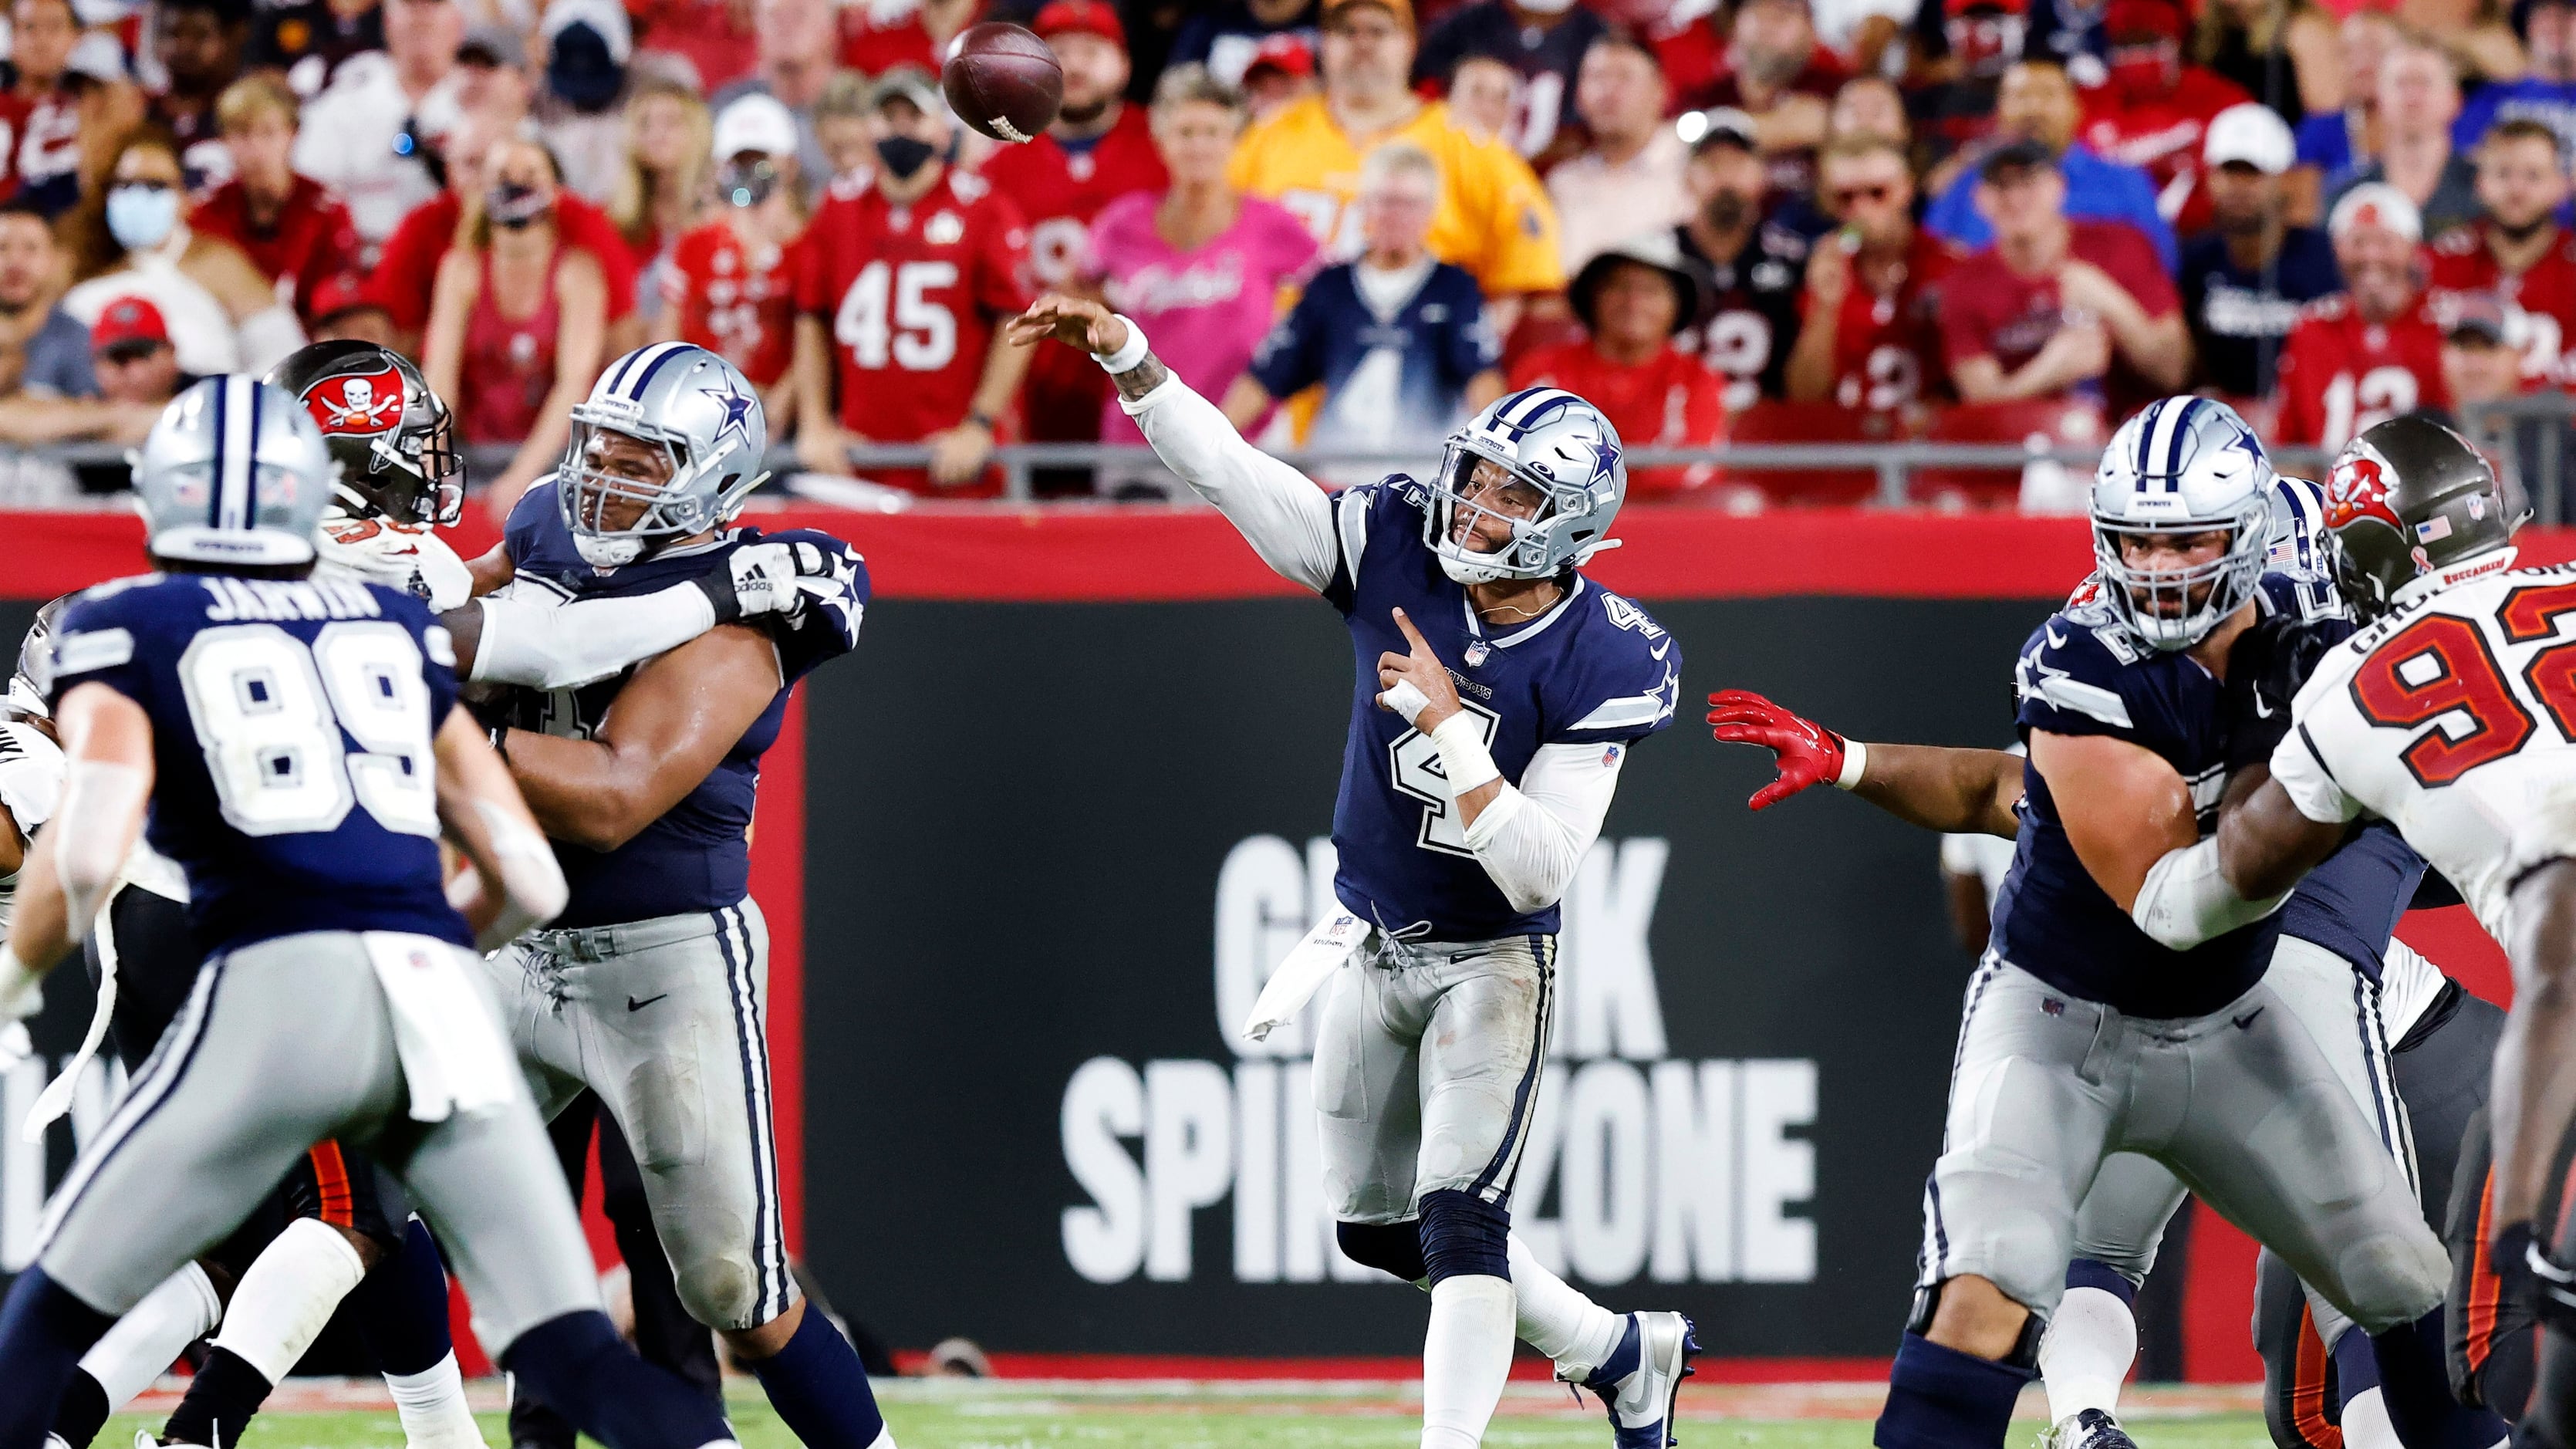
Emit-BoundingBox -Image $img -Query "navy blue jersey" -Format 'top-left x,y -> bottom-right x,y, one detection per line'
47,571 -> 469,958
2179,226 -> 2342,399
496,484 -> 864,928
1248,262 -> 1501,454
1320,478 -> 1679,941
1993,580 -> 2292,1017
2278,823 -> 2427,985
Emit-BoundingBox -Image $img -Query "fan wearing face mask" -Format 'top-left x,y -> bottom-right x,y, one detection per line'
59,125 -> 309,376
421,133 -> 611,504
657,93 -> 809,432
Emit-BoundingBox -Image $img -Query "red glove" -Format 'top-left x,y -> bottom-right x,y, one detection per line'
1707,689 -> 1851,810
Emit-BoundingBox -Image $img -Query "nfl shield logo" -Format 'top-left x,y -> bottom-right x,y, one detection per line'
1464,642 -> 1490,668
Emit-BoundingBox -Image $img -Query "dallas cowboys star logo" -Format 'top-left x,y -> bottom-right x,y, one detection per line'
1578,434 -> 1621,486
704,377 -> 757,448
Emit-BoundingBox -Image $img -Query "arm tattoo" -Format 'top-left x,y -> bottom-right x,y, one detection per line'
1112,353 -> 1170,402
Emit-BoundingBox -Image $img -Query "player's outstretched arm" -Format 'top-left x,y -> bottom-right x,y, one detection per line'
1008,293 -> 1341,593
2211,768 -> 2348,901
1707,690 -> 2023,834
495,625 -> 783,852
453,542 -> 837,690
0,684 -> 152,1027
433,704 -> 568,952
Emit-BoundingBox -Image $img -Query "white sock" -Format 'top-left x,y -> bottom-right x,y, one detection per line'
384,1351 -> 489,1449
1505,1235 -> 1623,1379
210,1218 -> 370,1383
2342,1387 -> 2400,1449
77,1262 -> 222,1408
1422,1275 -> 1515,1449
2038,1285 -> 2136,1423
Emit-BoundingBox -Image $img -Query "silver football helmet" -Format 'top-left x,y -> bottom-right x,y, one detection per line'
5,594 -> 69,720
134,376 -> 336,568
2091,396 -> 2276,651
1426,387 -> 1627,585
559,343 -> 768,569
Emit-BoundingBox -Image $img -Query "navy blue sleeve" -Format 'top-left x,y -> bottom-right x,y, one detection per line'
46,579 -> 167,712
1437,269 -> 1501,384
502,478 -> 556,566
755,529 -> 867,682
377,587 -> 464,724
2012,610 -> 2168,745
1548,589 -> 1683,745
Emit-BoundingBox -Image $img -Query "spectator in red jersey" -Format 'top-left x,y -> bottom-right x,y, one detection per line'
0,296 -> 174,444
189,76 -> 363,330
2271,182 -> 2449,448
1413,0 -> 1608,164
1683,0 -> 1849,203
363,110 -> 640,353
149,0 -> 257,196
2423,117 -> 2576,387
660,93 -> 807,425
2326,35 -> 2480,238
1938,140 -> 2188,414
839,0 -> 978,79
2074,0 -> 2252,238
792,67 -> 1035,495
421,133 -> 610,501
3,0 -> 146,217
607,74 -> 714,314
713,0 -> 836,203
61,127 -> 307,377
292,0 -> 461,254
630,0 -> 758,96
1507,232 -> 1723,498
981,0 -> 1169,488
1550,31 -> 1690,275
1785,134 -> 1961,418
1241,32 -> 1320,123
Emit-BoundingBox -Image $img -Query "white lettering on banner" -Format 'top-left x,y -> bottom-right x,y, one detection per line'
1058,835 -> 1820,1287
0,1052 -> 129,1271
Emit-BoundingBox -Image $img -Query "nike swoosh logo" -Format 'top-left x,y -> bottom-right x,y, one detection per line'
1649,638 -> 1672,660
2045,627 -> 2068,648
2232,1006 -> 2264,1029
2253,694 -> 2276,718
627,994 -> 668,1012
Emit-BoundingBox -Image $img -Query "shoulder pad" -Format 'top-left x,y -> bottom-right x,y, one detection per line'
2431,228 -> 2480,255
2015,611 -> 2139,727
1597,589 -> 1668,642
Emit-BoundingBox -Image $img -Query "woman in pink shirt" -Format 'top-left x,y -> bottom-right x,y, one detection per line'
1086,62 -> 1319,499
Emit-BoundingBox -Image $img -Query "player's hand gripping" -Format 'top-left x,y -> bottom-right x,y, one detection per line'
1376,608 -> 1464,731
1707,689 -> 1853,809
699,539 -> 839,623
1008,293 -> 1130,359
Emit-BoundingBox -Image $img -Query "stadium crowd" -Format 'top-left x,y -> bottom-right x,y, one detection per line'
0,0 -> 2571,505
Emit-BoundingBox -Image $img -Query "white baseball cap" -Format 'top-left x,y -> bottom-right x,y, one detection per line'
713,93 -> 800,161
2328,181 -> 2423,243
2203,102 -> 2295,175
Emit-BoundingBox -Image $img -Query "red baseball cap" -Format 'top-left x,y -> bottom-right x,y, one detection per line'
1033,0 -> 1123,46
2104,0 -> 2183,39
1944,0 -> 2027,16
1244,32 -> 1315,79
90,295 -> 169,358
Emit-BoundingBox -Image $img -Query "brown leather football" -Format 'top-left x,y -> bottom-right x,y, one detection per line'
941,22 -> 1063,144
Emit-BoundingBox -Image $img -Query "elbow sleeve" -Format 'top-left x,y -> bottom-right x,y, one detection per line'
54,760 -> 148,940
2131,836 -> 2291,951
469,799 -> 566,951
472,586 -> 717,690
1462,788 -> 1587,913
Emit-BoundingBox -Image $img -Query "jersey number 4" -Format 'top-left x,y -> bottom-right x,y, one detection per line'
2350,580 -> 2576,786
1389,702 -> 1501,858
835,259 -> 959,371
177,621 -> 441,838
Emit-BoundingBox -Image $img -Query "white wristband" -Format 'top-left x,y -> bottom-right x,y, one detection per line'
1430,712 -> 1502,797
1092,315 -> 1150,374
0,942 -> 42,1023
1835,738 -> 1868,790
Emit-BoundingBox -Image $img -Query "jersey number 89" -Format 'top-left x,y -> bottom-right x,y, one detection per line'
177,621 -> 441,839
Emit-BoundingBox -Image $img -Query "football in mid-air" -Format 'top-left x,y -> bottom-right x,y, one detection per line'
942,22 -> 1062,144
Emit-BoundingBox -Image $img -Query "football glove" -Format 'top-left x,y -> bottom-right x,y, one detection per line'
1707,689 -> 1850,810
2223,613 -> 2340,770
318,516 -> 474,610
697,540 -> 840,624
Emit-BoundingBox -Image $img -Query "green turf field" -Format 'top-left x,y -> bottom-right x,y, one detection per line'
100,1390 -> 2283,1449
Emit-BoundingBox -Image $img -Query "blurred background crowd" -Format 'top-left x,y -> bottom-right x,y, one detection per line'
1,0 -> 2573,509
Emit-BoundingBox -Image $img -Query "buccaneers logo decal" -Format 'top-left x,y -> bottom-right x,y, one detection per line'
302,365 -> 404,437
2326,448 -> 2403,534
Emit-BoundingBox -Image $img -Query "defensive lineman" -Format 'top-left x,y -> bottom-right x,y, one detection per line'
455,343 -> 890,1448
1011,293 -> 1693,1448
0,377 -> 738,1449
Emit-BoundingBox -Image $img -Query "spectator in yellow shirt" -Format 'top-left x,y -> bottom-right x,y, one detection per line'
1227,0 -> 1564,338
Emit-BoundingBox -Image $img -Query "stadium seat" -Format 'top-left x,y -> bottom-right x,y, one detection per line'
1914,400 -> 2108,510
1717,401 -> 1905,508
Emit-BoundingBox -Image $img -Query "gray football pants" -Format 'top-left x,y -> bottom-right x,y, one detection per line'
34,930 -> 600,1350
2065,936 -> 2417,1348
1919,955 -> 2446,1333
483,898 -> 795,1332
1313,932 -> 1555,1222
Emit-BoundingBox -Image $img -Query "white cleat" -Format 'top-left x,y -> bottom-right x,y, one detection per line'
2041,1409 -> 2141,1449
1571,1310 -> 1700,1447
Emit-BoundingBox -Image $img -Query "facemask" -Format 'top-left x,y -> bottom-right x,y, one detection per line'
487,181 -> 550,229
874,133 -> 938,180
719,159 -> 779,208
572,532 -> 644,569
2106,41 -> 2176,101
106,184 -> 180,252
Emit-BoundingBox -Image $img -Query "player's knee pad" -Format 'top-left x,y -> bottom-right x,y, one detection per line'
2335,1227 -> 2451,1334
672,1251 -> 763,1333
1906,1279 -> 2047,1372
1335,1221 -> 1429,1283
1416,1190 -> 1511,1286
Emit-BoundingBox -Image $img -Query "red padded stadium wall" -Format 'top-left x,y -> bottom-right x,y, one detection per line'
4,507 -> 2558,1380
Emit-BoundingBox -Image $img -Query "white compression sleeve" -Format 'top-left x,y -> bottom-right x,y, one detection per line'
1460,742 -> 1626,914
53,759 -> 147,941
1122,373 -> 1340,592
471,585 -> 719,690
1507,1234 -> 1623,1378
76,1261 -> 222,1409
384,1353 -> 489,1449
448,799 -> 567,951
1422,1275 -> 1516,1449
211,1218 -> 370,1383
2131,836 -> 2294,949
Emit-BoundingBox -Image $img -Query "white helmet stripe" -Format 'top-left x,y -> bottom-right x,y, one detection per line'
214,375 -> 260,530
2142,397 -> 2191,487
